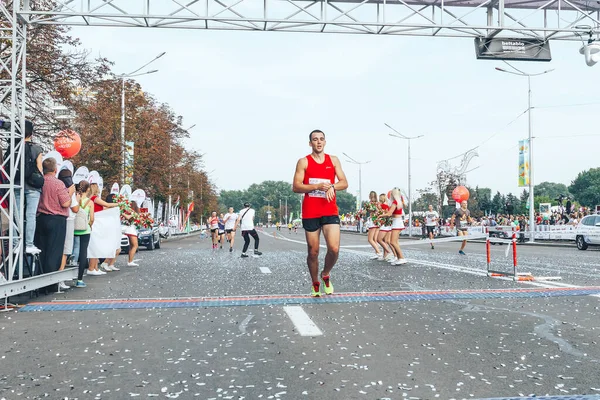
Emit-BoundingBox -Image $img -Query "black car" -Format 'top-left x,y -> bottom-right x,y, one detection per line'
121,225 -> 161,252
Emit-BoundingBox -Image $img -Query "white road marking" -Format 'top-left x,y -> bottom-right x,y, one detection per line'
239,314 -> 254,334
260,267 -> 271,274
283,305 -> 323,337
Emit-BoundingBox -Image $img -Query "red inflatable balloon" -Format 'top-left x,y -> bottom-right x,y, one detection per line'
54,130 -> 81,159
452,186 -> 470,203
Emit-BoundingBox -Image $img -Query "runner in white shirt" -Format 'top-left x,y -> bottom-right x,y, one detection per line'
235,202 -> 262,258
223,207 -> 238,253
424,204 -> 439,249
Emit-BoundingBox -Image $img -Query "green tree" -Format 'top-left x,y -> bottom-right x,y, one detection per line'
569,168 -> 600,207
336,191 -> 358,215
519,189 -> 529,214
505,192 -> 520,215
218,189 -> 247,211
412,188 -> 439,212
534,181 -> 570,200
491,191 -> 504,214
534,195 -> 553,211
475,187 -> 492,214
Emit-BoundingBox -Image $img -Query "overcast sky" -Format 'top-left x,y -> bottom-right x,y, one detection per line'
71,25 -> 600,203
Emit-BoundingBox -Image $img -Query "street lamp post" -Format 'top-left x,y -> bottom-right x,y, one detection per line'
119,51 -> 166,184
385,123 -> 424,237
495,66 -> 554,243
343,152 -> 370,211
263,197 -> 272,225
167,124 -> 195,231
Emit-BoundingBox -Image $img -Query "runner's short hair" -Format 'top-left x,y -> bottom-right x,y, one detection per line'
309,130 -> 324,141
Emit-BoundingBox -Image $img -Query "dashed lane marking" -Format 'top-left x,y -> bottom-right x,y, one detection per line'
283,305 -> 323,336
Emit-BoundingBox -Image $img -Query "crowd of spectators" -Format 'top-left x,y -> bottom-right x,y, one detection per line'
0,122 -> 137,290
341,202 -> 597,233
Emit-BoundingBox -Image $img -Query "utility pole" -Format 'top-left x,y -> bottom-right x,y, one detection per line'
385,123 -> 424,237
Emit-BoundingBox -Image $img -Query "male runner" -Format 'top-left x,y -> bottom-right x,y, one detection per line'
218,213 -> 226,249
450,200 -> 473,255
293,129 -> 348,297
424,204 -> 439,249
235,202 -> 262,258
223,207 -> 238,252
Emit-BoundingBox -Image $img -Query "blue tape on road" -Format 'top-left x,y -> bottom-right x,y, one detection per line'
480,396 -> 600,400
19,286 -> 600,312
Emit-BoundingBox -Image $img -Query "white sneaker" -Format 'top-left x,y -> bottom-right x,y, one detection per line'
387,257 -> 398,263
377,256 -> 385,261
109,265 -> 120,271
394,258 -> 408,265
58,281 -> 70,290
98,269 -> 107,275
384,254 -> 395,261
103,264 -> 114,271
127,262 -> 139,267
100,262 -> 110,270
25,245 -> 41,254
87,269 -> 103,276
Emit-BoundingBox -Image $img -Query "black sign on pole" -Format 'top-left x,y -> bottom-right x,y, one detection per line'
474,37 -> 552,62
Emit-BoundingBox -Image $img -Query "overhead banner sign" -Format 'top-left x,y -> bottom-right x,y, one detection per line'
518,139 -> 530,187
475,38 -> 551,62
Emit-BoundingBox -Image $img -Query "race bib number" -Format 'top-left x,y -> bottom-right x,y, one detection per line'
308,178 -> 330,198
460,220 -> 467,227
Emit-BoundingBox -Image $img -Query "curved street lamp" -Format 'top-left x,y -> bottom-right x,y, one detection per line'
495,66 -> 554,242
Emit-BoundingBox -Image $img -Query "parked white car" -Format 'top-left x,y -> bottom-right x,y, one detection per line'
575,214 -> 600,250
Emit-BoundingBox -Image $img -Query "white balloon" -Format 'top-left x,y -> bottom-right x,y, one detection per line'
73,166 -> 89,184
110,183 -> 120,195
130,189 -> 146,205
120,184 -> 132,198
88,170 -> 100,185
59,160 -> 74,175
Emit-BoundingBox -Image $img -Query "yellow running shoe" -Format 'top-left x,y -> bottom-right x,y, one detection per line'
311,282 -> 321,297
321,275 -> 334,295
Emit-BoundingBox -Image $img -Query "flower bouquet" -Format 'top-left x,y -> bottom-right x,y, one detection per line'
136,212 -> 154,230
115,195 -> 136,226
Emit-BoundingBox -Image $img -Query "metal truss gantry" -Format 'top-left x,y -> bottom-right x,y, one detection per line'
19,0 -> 600,40
0,0 -> 597,302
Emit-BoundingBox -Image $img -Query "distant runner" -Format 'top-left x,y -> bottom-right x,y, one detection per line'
218,213 -> 226,249
450,200 -> 473,255
208,212 -> 219,249
223,207 -> 238,252
292,129 -> 348,297
424,204 -> 439,249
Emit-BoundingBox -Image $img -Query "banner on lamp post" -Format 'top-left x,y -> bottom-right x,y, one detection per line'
125,141 -> 134,185
518,139 -> 530,187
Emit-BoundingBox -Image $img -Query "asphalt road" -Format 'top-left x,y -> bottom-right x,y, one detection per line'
1,228 -> 600,400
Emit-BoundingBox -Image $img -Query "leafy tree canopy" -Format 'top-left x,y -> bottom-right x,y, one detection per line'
569,168 -> 600,207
